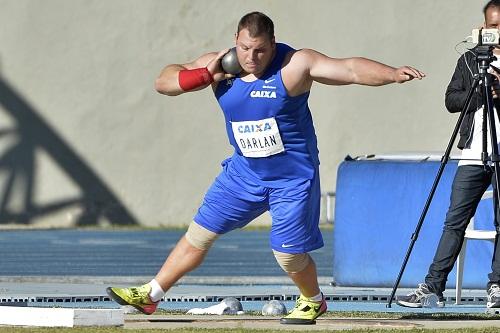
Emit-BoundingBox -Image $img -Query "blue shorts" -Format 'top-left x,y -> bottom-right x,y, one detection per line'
193,159 -> 323,254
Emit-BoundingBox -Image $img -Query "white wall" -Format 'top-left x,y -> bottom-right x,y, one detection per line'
0,0 -> 482,227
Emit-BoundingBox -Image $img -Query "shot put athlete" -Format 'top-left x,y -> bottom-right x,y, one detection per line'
107,11 -> 425,324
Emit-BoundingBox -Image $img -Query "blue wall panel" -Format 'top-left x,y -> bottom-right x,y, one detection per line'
333,160 -> 495,289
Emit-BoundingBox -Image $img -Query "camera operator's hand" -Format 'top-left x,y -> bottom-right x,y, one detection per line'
489,65 -> 500,99
491,72 -> 500,99
492,82 -> 500,99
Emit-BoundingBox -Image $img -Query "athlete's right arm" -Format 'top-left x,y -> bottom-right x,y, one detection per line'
155,49 -> 233,96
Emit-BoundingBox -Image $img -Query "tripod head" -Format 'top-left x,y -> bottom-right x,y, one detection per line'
475,45 -> 497,82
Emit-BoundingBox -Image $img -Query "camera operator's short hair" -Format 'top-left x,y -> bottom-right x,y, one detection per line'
484,0 -> 500,16
237,12 -> 274,41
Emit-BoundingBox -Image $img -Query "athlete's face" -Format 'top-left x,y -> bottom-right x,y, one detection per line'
235,28 -> 275,77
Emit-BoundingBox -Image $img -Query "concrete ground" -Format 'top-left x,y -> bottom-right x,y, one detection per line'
124,314 -> 500,331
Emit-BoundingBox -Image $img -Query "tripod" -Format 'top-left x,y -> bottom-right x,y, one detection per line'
387,44 -> 500,308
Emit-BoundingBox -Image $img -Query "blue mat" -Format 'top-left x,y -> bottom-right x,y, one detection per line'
333,159 -> 495,289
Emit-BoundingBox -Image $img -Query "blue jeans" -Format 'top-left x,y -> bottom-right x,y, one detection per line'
425,164 -> 500,297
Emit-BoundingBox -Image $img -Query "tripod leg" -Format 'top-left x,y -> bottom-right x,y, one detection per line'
484,74 -> 500,241
386,78 -> 480,308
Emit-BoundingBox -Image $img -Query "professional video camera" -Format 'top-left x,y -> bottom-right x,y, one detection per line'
472,28 -> 500,45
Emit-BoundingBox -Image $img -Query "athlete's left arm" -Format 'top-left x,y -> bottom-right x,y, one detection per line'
295,48 -> 425,86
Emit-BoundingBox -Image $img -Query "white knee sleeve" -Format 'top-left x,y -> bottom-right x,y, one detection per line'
273,250 -> 311,273
185,221 -> 219,250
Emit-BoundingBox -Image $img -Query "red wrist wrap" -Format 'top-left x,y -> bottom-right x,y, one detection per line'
178,68 -> 214,91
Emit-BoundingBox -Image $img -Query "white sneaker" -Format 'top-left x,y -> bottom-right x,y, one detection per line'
487,284 -> 500,308
396,283 -> 445,308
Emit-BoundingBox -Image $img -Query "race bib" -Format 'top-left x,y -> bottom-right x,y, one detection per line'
231,117 -> 285,158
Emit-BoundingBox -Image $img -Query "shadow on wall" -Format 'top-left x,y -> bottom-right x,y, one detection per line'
0,75 -> 138,226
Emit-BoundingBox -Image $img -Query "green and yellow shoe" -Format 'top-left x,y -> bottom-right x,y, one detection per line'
280,294 -> 327,325
106,284 -> 159,315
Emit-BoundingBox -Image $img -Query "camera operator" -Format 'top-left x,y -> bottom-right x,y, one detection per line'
397,0 -> 500,309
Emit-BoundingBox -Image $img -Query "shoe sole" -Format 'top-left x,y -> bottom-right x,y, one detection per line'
487,301 -> 500,308
280,318 -> 317,325
396,300 -> 445,308
106,287 -> 155,315
396,300 -> 422,308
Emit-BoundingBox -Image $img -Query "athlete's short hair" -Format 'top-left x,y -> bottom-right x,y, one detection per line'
237,12 -> 274,40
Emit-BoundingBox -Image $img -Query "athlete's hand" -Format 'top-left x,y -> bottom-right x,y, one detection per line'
393,66 -> 426,83
207,49 -> 237,82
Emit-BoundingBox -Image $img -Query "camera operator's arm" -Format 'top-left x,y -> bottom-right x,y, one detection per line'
445,55 -> 482,114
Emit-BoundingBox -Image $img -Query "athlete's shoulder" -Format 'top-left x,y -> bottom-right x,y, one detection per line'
282,48 -> 317,70
280,48 -> 320,94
